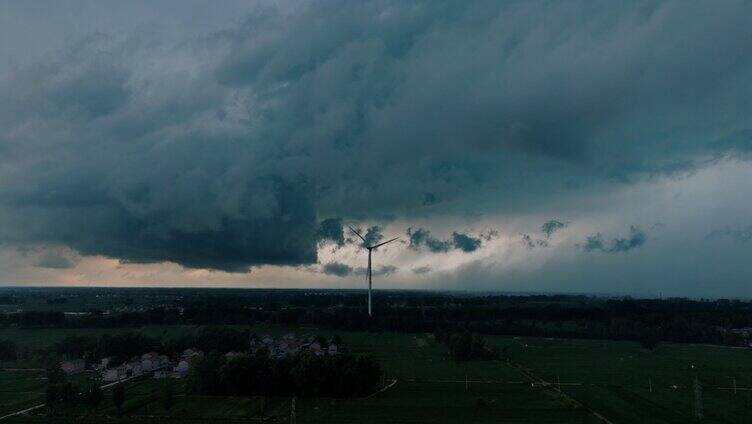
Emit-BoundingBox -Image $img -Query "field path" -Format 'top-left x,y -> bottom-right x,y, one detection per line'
509,362 -> 615,424
0,368 -> 159,421
364,378 -> 398,399
0,403 -> 45,421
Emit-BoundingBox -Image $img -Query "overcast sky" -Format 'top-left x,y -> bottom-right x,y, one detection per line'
1,1 -> 751,298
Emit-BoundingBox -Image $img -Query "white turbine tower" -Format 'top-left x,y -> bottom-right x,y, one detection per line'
348,226 -> 399,317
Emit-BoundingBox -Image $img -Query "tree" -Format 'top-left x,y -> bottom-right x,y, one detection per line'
449,332 -> 473,361
85,386 -> 102,410
639,331 -> 659,351
161,383 -> 174,411
46,384 -> 61,409
0,339 -> 17,362
45,357 -> 66,385
112,384 -> 125,414
187,353 -> 226,395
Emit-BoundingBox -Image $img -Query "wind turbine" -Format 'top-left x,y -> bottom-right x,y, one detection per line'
348,225 -> 399,317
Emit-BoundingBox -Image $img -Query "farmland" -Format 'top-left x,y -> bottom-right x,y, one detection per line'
1,324 -> 751,423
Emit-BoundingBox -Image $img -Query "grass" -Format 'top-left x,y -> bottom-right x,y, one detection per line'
1,326 -> 751,423
491,336 -> 752,423
0,370 -> 45,416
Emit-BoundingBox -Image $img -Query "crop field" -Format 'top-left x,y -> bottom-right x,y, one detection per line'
0,370 -> 45,417
1,325 -> 751,423
492,337 -> 752,424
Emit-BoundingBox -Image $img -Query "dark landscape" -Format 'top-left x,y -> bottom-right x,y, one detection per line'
1,287 -> 752,423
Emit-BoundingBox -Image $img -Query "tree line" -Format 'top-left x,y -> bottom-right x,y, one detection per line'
433,329 -> 500,361
3,291 -> 752,347
187,350 -> 381,398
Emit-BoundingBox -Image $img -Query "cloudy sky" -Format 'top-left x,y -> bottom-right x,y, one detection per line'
1,0 -> 752,297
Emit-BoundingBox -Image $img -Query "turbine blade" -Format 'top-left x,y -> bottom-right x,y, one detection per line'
372,236 -> 400,249
348,225 -> 367,244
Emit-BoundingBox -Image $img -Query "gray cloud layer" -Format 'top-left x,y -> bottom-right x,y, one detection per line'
2,1 -> 752,274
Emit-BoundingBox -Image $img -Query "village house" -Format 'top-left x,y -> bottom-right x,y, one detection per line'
249,334 -> 340,359
103,364 -> 127,382
182,348 -> 203,360
97,356 -> 117,370
174,359 -> 191,377
140,352 -> 161,371
125,360 -> 143,377
60,359 -> 85,375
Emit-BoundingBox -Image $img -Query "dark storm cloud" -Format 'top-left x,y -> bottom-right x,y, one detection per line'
322,261 -> 353,277
2,1 -> 752,272
711,129 -> 752,157
407,228 -> 483,253
316,218 -> 345,246
582,226 -> 646,253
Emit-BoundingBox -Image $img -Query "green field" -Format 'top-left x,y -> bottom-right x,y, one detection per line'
1,325 -> 751,423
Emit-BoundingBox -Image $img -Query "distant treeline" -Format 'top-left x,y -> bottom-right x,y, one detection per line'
2,290 -> 752,347
434,329 -> 500,361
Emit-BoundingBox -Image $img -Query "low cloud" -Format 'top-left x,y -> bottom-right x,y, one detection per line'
452,232 -> 482,252
407,228 -> 451,253
480,230 -> 500,242
521,234 -> 548,249
321,261 -> 353,277
407,228 -> 483,253
521,219 -> 567,249
541,220 -> 568,238
412,266 -> 432,275
582,226 -> 646,253
321,261 -> 397,278
355,265 -> 398,277
35,251 -> 78,269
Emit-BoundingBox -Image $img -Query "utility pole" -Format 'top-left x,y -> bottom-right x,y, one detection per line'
290,396 -> 297,424
557,375 -> 561,393
649,377 -> 652,393
693,376 -> 703,420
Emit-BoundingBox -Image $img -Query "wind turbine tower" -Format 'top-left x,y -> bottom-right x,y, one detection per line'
349,226 -> 399,317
